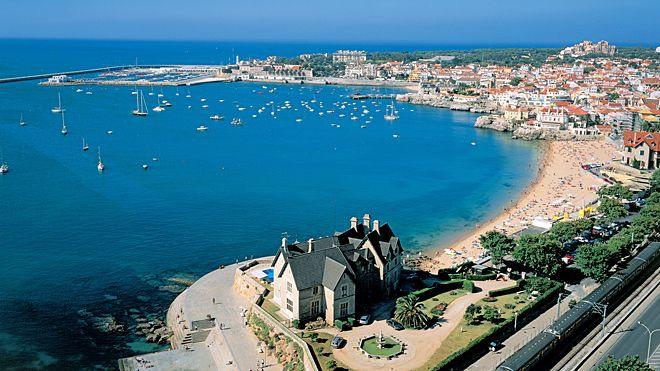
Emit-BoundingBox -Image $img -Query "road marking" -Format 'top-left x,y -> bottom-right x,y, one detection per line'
649,343 -> 660,369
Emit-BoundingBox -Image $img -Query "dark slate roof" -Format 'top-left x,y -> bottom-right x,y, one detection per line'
322,257 -> 349,289
285,245 -> 355,290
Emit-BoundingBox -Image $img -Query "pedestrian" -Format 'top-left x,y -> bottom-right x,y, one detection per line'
212,297 -> 215,304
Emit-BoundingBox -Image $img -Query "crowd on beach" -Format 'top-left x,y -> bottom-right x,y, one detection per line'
410,139 -> 618,272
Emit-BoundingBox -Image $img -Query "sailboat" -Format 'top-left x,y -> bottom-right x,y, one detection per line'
97,147 -> 105,172
82,138 -> 89,151
175,87 -> 180,96
19,114 -> 26,126
60,111 -> 68,135
132,90 -> 148,116
185,88 -> 191,98
153,95 -> 165,112
51,93 -> 65,113
384,99 -> 398,121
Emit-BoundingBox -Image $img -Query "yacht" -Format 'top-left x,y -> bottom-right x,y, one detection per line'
60,111 -> 68,135
384,100 -> 398,121
0,152 -> 8,174
52,93 -> 65,113
392,134 -> 400,139
471,141 -> 477,146
230,118 -> 243,126
76,88 -> 84,93
132,90 -> 148,116
153,96 -> 165,112
201,104 -> 209,109
97,147 -> 105,172
142,164 -> 149,170
162,100 -> 172,107
196,125 -> 208,131
19,114 -> 26,126
82,138 -> 89,151
210,115 -> 223,121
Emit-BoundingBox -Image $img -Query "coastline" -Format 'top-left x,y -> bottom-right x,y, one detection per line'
413,138 -> 618,272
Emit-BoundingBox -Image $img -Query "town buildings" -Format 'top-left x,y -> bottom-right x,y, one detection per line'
622,131 -> 660,169
271,214 -> 403,325
332,50 -> 367,64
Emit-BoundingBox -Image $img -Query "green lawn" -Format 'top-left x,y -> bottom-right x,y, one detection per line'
416,291 -> 528,371
419,289 -> 468,317
361,337 -> 402,357
303,331 -> 347,371
261,298 -> 283,322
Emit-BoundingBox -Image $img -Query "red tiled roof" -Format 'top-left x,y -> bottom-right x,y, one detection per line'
623,131 -> 660,152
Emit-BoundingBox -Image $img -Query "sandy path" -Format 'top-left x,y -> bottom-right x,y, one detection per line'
412,139 -> 619,272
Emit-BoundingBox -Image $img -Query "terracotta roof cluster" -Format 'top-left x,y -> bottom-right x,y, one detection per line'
623,130 -> 660,152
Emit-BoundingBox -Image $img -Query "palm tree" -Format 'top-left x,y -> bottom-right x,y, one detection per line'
394,294 -> 430,329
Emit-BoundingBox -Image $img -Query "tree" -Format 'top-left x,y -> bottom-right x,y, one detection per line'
513,234 -> 563,277
597,185 -> 633,200
646,191 -> 660,206
650,171 -> 660,191
394,294 -> 430,329
550,219 -> 594,243
598,198 -> 628,221
464,304 -> 482,325
325,359 -> 337,370
510,77 -> 523,86
575,244 -> 615,282
482,305 -> 501,323
522,276 -> 556,295
595,355 -> 652,371
479,231 -> 516,264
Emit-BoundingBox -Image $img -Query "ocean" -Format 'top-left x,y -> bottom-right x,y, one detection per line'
0,39 -> 540,369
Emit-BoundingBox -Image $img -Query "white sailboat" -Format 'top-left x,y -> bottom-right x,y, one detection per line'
153,95 -> 165,112
52,93 -> 65,113
132,90 -> 148,116
384,99 -> 398,121
97,147 -> 105,172
60,111 -> 68,135
19,114 -> 26,126
82,137 -> 89,151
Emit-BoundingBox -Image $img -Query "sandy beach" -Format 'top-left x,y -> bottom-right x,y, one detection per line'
415,138 -> 620,272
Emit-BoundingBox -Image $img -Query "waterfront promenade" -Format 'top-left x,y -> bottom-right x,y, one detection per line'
119,259 -> 280,371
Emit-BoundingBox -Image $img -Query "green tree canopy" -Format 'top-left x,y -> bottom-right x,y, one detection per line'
595,355 -> 652,371
598,198 -> 628,221
575,244 -> 615,282
479,230 -> 516,264
650,171 -> 660,191
463,304 -> 482,325
597,185 -> 633,200
482,305 -> 502,323
513,234 -> 563,277
394,294 -> 430,330
550,219 -> 594,243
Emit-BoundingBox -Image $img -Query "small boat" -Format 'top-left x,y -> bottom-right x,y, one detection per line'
60,111 -> 68,135
471,141 -> 477,146
201,105 -> 209,109
52,93 -> 65,113
175,87 -> 180,96
161,100 -> 172,107
19,114 -> 26,126
86,91 -> 93,95
237,107 -> 246,111
82,138 -> 89,151
210,115 -> 223,121
295,118 -> 303,122
97,147 -> 105,172
230,118 -> 243,126
360,125 -> 367,128
219,99 -> 225,103
392,134 -> 400,139
76,88 -> 84,93
142,164 -> 149,170
196,125 -> 208,131
0,151 -> 8,174
384,99 -> 399,121
200,98 -> 207,102
132,90 -> 148,116
106,130 -> 113,135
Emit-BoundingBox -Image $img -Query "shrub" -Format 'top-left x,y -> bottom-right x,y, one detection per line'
462,280 -> 476,293
482,296 -> 497,302
334,320 -> 347,331
504,303 -> 516,310
346,317 -> 357,327
292,319 -> 302,329
488,282 -> 523,297
326,359 -> 337,370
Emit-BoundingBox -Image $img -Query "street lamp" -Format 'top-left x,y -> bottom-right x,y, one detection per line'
637,321 -> 659,364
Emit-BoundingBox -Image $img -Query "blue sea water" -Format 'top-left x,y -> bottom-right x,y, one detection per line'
0,39 -> 539,369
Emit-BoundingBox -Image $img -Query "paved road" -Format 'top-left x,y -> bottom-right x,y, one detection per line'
595,291 -> 660,369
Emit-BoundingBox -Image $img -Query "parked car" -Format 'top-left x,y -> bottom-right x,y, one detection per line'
331,335 -> 345,349
386,319 -> 404,331
489,341 -> 500,352
359,314 -> 371,325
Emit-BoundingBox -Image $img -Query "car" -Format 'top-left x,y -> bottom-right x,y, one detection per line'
359,314 -> 371,325
331,335 -> 345,349
386,319 -> 404,331
489,341 -> 500,352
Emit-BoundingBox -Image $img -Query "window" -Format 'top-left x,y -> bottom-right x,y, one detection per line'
287,281 -> 292,293
312,286 -> 319,295
340,302 -> 349,317
286,298 -> 293,312
341,284 -> 348,297
311,300 -> 320,315
640,150 -> 645,155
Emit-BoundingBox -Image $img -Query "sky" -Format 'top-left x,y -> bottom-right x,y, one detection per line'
0,0 -> 658,46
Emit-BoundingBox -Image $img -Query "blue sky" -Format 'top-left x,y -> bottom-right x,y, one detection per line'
1,0 -> 657,46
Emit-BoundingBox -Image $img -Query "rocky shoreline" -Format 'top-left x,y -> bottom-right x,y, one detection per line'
397,93 -> 498,114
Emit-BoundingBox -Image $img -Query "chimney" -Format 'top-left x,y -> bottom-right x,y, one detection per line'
307,238 -> 314,253
350,216 -> 358,230
281,237 -> 287,248
363,213 -> 371,230
373,220 -> 380,234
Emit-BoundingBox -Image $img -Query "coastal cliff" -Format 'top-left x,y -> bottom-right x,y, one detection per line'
397,93 -> 497,113
474,115 -> 599,141
474,115 -> 518,132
